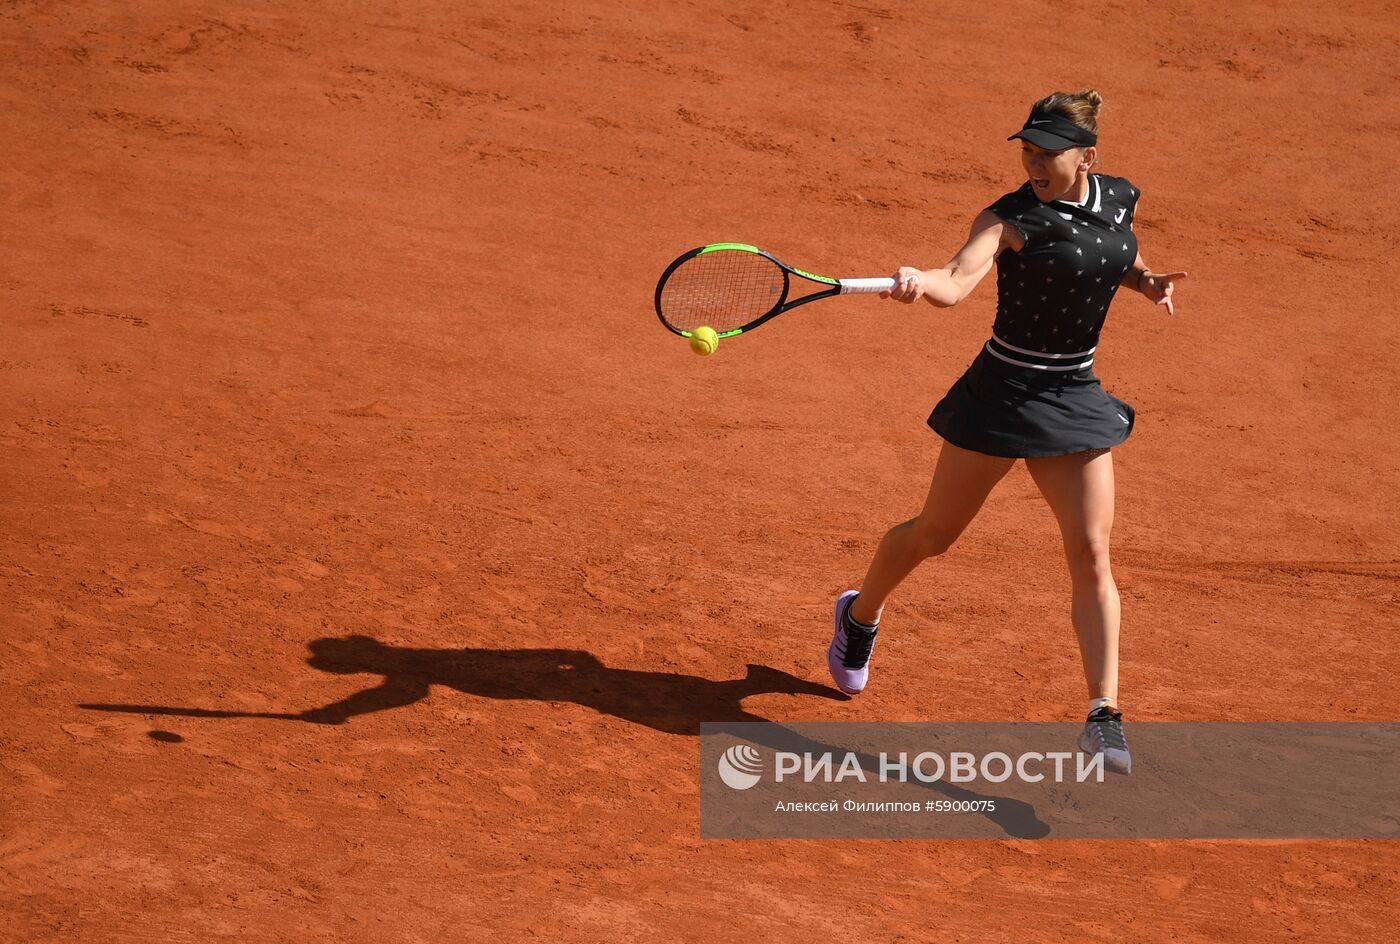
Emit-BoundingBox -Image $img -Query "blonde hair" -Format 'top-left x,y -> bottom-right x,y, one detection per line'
1032,88 -> 1104,135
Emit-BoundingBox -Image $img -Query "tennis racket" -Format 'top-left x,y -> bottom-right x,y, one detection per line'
654,243 -> 895,340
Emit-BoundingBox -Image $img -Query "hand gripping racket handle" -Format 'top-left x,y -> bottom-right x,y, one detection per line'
838,277 -> 896,295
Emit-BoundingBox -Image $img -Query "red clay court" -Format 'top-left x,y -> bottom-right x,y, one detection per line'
3,1 -> 1399,940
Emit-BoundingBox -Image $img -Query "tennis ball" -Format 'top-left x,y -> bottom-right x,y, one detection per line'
689,326 -> 719,356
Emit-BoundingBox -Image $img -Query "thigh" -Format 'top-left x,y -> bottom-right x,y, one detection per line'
1024,448 -> 1116,549
914,440 -> 1017,536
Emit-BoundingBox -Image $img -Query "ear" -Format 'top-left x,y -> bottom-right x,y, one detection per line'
1081,146 -> 1098,169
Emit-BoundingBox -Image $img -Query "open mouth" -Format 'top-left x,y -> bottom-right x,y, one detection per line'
1031,177 -> 1050,190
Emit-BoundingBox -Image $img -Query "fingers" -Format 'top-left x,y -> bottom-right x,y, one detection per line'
1159,282 -> 1176,315
890,268 -> 922,303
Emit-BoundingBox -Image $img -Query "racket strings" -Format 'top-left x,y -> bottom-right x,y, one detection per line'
659,251 -> 785,334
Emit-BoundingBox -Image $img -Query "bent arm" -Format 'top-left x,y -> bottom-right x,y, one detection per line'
1120,249 -> 1188,314
1121,251 -> 1152,293
915,209 -> 1007,308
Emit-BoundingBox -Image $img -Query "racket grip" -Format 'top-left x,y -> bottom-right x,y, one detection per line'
838,277 -> 896,295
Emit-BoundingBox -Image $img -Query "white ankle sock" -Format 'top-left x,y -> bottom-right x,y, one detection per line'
1089,697 -> 1115,713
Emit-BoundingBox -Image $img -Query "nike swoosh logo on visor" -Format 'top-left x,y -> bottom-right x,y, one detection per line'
1029,119 -> 1053,125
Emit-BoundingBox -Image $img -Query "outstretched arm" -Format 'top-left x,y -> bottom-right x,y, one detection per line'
882,209 -> 1008,308
299,676 -> 431,724
1122,251 -> 1188,316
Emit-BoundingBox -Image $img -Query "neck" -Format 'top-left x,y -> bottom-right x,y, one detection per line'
1062,174 -> 1090,204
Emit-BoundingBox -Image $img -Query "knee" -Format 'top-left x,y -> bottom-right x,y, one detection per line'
1065,535 -> 1113,583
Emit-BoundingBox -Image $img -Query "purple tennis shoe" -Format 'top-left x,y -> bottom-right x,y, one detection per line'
828,590 -> 878,695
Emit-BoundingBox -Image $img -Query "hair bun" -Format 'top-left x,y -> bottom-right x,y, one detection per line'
1029,89 -> 1104,135
1075,88 -> 1105,112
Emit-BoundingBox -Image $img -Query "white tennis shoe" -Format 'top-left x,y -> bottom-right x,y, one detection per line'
827,590 -> 878,695
1079,705 -> 1131,774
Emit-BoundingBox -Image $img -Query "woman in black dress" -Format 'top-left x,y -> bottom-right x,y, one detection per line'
826,89 -> 1186,774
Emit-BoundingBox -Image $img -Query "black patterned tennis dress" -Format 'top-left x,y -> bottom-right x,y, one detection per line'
927,173 -> 1141,458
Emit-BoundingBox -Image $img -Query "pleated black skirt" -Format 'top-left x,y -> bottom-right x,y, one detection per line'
927,346 -> 1135,459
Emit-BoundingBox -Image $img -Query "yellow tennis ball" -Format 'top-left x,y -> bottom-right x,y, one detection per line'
689,326 -> 719,356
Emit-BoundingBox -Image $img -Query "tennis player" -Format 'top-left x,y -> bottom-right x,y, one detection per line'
827,89 -> 1186,774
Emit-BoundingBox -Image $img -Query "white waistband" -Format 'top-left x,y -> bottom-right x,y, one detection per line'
991,332 -> 1096,358
985,341 -> 1095,372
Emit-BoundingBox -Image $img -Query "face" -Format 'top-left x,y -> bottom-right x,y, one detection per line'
1021,141 -> 1094,202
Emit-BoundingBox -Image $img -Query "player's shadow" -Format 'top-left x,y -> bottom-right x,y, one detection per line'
80,634 -> 1054,838
82,634 -> 845,734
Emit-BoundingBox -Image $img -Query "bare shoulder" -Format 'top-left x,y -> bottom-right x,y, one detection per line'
972,207 -> 1022,253
944,207 -> 1017,277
